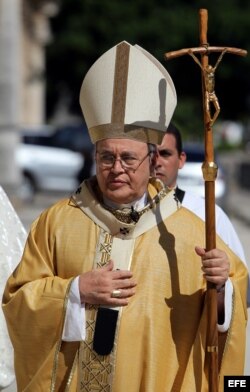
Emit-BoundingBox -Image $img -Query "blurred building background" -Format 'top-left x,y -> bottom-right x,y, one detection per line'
0,0 -> 58,191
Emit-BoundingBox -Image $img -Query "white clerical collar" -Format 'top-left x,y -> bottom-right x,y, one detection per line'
103,193 -> 147,211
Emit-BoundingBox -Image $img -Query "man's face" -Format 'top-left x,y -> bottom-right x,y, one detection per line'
154,133 -> 186,188
96,138 -> 152,204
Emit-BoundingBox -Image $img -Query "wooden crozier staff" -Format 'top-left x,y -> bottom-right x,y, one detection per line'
165,8 -> 247,392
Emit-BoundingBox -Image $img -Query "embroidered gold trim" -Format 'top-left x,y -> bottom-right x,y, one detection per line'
78,231 -> 116,392
111,42 -> 130,124
65,351 -> 78,392
89,124 -> 165,145
50,278 -> 75,392
103,184 -> 170,224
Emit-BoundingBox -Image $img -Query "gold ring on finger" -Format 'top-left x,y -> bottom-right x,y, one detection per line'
111,289 -> 122,298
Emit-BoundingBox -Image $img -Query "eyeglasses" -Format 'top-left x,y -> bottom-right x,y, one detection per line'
96,151 -> 151,172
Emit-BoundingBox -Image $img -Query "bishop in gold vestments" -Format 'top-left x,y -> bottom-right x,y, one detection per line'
2,40 -> 248,392
2,178 -> 248,392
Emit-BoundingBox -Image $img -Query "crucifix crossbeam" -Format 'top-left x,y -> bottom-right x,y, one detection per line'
165,40 -> 247,130
165,45 -> 247,60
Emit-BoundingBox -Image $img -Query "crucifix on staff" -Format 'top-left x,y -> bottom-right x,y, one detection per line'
188,47 -> 227,127
165,8 -> 247,392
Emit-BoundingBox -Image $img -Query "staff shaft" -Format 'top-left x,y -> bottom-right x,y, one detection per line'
200,9 -> 219,392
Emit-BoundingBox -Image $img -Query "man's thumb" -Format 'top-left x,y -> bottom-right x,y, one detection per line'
195,246 -> 206,257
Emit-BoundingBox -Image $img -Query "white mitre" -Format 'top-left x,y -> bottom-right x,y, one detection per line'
79,41 -> 177,144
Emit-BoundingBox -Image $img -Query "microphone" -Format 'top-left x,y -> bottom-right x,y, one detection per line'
130,206 -> 140,223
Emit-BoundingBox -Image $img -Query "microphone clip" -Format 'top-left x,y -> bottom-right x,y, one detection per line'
130,206 -> 140,223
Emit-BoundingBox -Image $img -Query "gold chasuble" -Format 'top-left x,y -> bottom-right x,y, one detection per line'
2,178 -> 248,392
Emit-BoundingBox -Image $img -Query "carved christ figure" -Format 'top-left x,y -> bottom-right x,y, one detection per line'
188,48 -> 227,126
